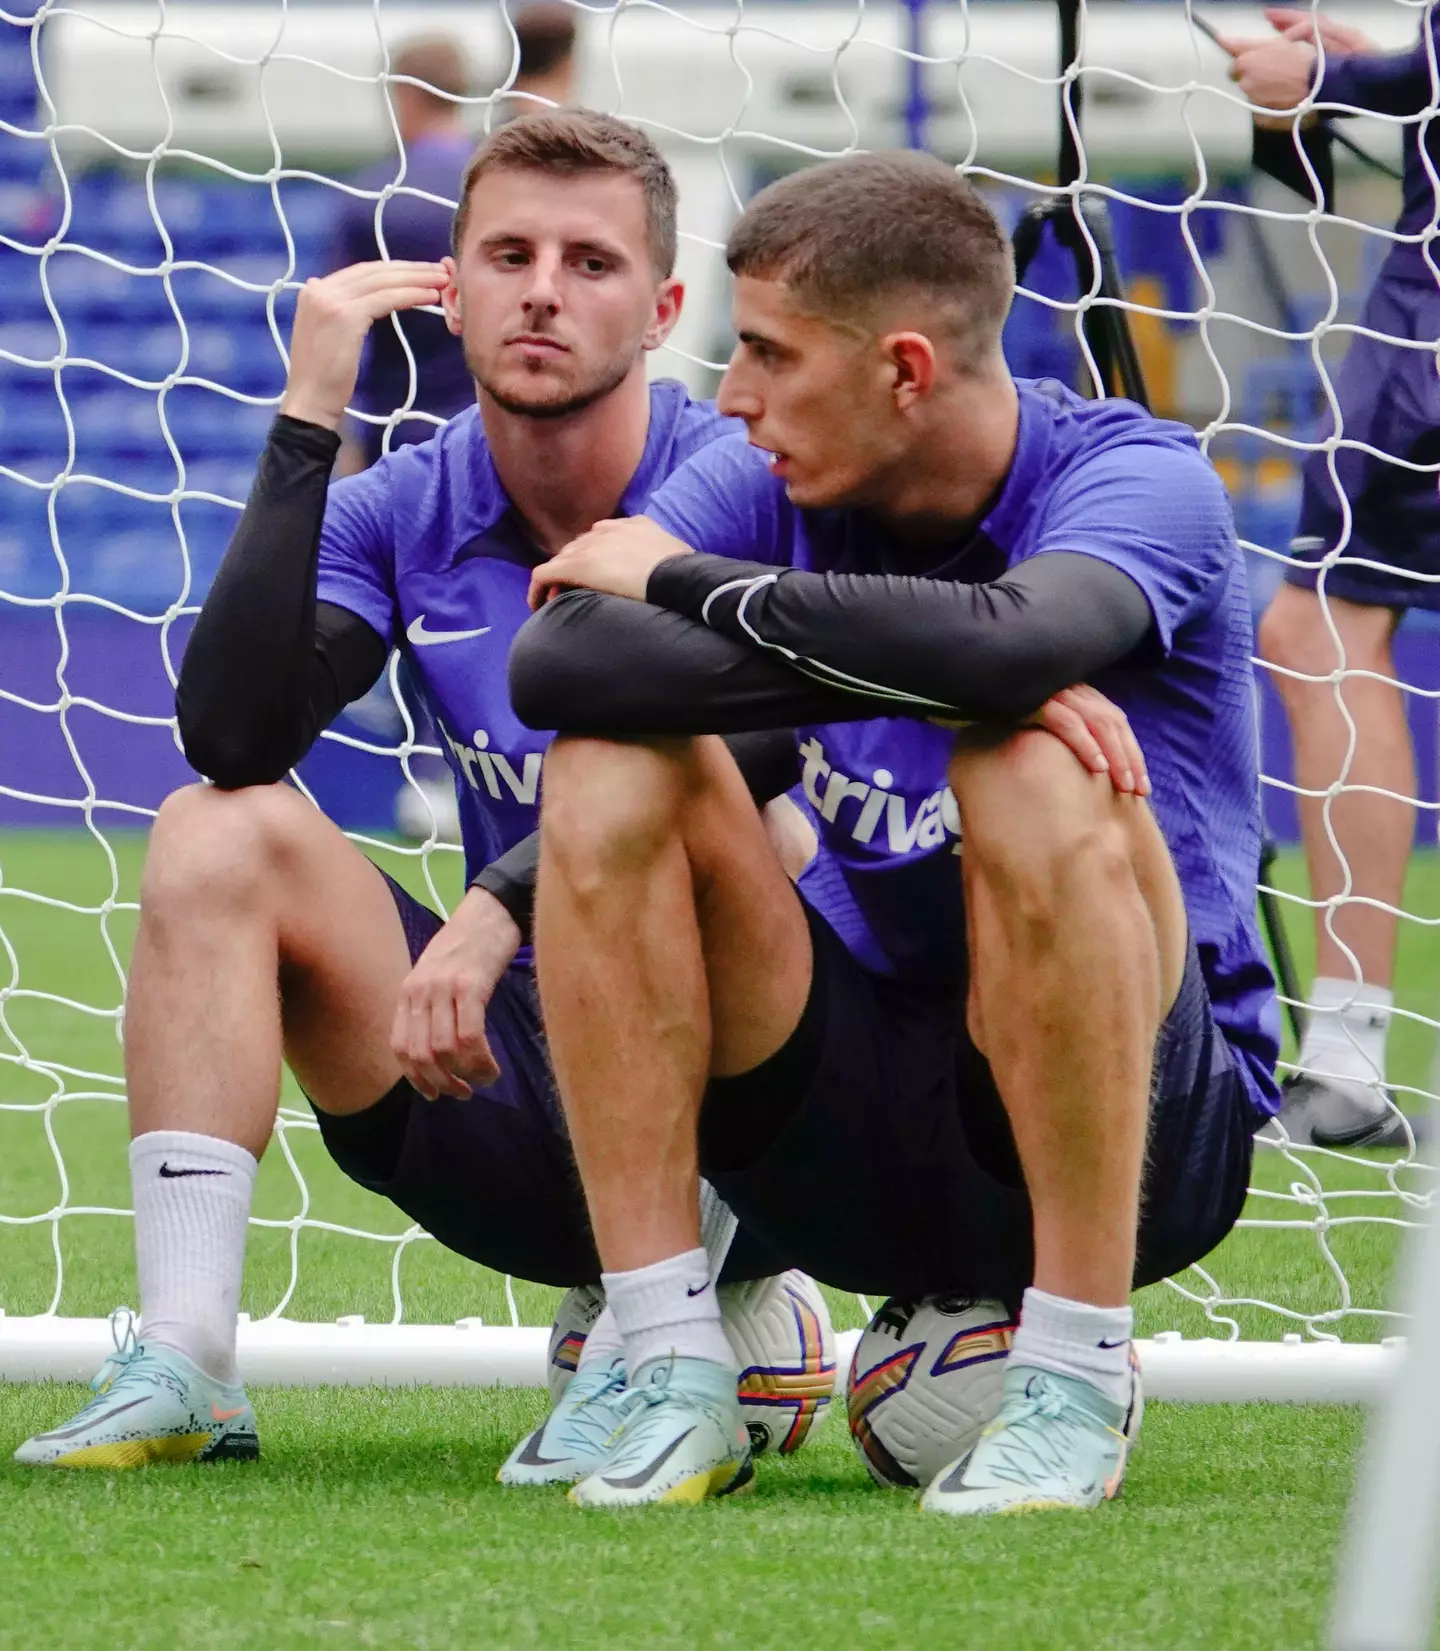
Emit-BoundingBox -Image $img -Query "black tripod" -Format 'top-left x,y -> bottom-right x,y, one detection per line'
1009,0 -> 1304,1042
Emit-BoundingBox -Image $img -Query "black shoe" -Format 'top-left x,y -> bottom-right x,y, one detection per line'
1263,1074 -> 1428,1151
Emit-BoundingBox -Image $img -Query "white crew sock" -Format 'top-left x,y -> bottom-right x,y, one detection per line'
1010,1287 -> 1134,1410
602,1246 -> 735,1377
130,1130 -> 257,1385
1297,977 -> 1393,1089
575,1302 -> 625,1373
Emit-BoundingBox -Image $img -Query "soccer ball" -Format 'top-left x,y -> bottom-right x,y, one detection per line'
546,1283 -> 608,1403
846,1294 -> 1015,1490
546,1270 -> 837,1456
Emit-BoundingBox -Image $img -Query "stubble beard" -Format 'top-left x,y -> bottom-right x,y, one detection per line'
469,345 -> 635,422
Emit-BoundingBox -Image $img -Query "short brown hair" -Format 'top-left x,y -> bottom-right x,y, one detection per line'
515,3 -> 577,80
391,35 -> 471,113
727,152 -> 1014,366
452,109 -> 677,276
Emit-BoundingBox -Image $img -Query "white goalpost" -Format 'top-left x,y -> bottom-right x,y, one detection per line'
0,0 -> 1437,1405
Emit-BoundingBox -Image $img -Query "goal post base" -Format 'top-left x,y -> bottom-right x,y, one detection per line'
0,1316 -> 1405,1401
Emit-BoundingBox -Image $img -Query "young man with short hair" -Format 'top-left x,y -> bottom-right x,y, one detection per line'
514,151 -> 1280,1513
13,111 -> 803,1472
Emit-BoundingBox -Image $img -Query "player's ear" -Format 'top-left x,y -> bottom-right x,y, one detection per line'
641,277 -> 684,352
886,331 -> 936,410
440,255 -> 462,336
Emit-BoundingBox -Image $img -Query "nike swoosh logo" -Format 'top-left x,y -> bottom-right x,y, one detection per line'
406,614 -> 492,647
1097,1338 -> 1128,1350
159,1164 -> 228,1178
211,1404 -> 248,1423
601,1426 -> 695,1490
685,1282 -> 710,1298
513,1430 -> 571,1469
41,1395 -> 149,1441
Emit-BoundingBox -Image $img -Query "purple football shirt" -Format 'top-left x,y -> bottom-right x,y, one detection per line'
645,378 -> 1281,1118
315,380 -> 737,905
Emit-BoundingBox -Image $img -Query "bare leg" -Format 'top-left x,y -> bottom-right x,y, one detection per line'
949,730 -> 1188,1307
535,735 -> 812,1273
1258,585 -> 1413,987
126,781 -> 417,1155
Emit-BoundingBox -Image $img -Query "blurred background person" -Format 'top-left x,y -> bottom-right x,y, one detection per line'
1225,7 -> 1440,1148
498,2 -> 578,122
328,13 -> 580,477
328,33 -> 477,474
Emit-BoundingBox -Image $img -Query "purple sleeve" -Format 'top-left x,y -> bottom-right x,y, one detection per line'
643,434 -> 794,565
1320,19 -> 1440,118
317,467 -> 399,646
1024,442 -> 1235,654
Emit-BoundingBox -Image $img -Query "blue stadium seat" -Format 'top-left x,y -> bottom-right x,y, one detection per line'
0,383 -> 67,457
168,256 -> 290,321
1240,356 -> 1325,445
0,178 -> 56,246
182,456 -> 255,503
65,379 -> 172,465
161,386 -> 273,460
0,480 -> 61,600
0,242 -> 46,316
43,252 -> 173,324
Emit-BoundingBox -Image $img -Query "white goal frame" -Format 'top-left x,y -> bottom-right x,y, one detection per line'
1,0 -> 1437,1409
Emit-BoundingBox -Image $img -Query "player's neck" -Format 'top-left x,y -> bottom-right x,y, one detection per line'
482,370 -> 652,556
868,374 -> 1019,543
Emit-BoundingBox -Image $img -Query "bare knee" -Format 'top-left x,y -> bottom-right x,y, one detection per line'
142,782 -> 315,919
950,729 -> 1136,916
540,736 -> 697,894
1258,586 -> 1393,690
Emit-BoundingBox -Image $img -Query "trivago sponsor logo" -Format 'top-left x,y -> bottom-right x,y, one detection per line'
797,736 -> 961,854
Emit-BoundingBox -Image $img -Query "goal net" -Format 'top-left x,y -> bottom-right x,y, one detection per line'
0,0 -> 1435,1402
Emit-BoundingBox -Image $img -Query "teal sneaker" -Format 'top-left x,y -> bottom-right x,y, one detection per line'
919,1355 -> 1143,1516
568,1357 -> 753,1509
13,1311 -> 258,1470
498,1355 -> 630,1486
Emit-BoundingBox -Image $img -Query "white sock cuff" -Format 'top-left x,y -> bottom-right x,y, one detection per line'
602,1247 -> 715,1337
1309,977 -> 1395,1020
1020,1287 -> 1133,1345
130,1130 -> 258,1179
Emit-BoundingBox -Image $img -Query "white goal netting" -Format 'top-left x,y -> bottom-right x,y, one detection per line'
0,0 -> 1436,1399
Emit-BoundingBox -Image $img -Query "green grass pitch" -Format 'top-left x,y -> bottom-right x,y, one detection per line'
1,827 -> 1438,1649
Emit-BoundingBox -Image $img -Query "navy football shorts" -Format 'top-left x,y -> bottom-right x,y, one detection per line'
1286,271 -> 1440,612
313,872 -> 786,1286
697,900 -> 1258,1312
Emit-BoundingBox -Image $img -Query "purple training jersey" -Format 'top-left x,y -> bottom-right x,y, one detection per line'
646,377 -> 1281,1119
316,378 -> 737,924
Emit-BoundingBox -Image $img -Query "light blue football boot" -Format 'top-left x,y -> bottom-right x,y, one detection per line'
498,1354 -> 631,1486
568,1357 -> 753,1508
919,1354 -> 1143,1516
13,1310 -> 258,1470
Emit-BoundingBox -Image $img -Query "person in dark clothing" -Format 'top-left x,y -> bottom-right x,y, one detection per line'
1224,8 -> 1439,1149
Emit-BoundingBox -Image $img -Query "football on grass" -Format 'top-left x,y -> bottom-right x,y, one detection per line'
847,1295 -> 1015,1489
547,1269 -> 837,1455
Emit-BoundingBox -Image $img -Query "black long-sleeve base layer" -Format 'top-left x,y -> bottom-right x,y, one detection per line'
175,417 -> 802,944
511,551 -> 1154,735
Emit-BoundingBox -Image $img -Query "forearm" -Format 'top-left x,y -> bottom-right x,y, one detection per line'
176,417 -> 387,787
643,550 -> 1154,722
510,588 -> 909,736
